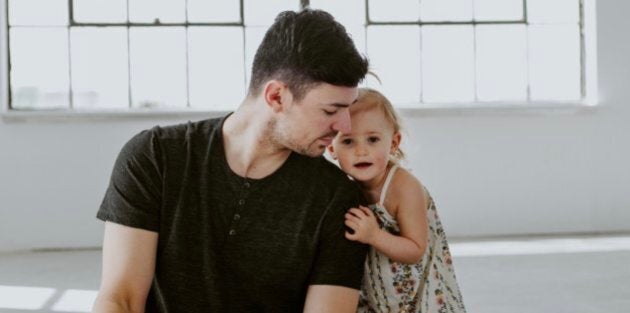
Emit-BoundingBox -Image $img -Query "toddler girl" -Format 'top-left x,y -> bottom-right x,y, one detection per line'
328,88 -> 466,313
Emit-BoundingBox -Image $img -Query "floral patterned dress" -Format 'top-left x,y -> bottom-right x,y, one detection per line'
358,165 -> 466,313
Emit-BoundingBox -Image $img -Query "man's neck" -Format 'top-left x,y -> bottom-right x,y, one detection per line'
222,100 -> 292,179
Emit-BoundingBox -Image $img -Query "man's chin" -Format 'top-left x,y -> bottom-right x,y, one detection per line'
295,145 -> 326,158
306,149 -> 326,158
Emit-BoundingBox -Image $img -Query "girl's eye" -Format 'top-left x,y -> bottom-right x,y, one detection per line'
323,109 -> 337,116
342,138 -> 353,145
368,136 -> 380,143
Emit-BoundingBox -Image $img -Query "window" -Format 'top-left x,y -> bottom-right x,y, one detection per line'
2,0 -> 596,112
359,0 -> 596,107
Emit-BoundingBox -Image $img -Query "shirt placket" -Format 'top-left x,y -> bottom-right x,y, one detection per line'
226,179 -> 252,238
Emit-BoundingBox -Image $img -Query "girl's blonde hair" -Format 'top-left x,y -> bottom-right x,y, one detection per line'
351,87 -> 405,163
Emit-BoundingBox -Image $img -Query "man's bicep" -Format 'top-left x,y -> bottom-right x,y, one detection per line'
307,236 -> 367,288
303,285 -> 359,313
308,189 -> 368,288
97,129 -> 162,232
95,221 -> 158,312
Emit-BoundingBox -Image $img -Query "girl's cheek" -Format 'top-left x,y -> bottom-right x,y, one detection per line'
340,155 -> 353,167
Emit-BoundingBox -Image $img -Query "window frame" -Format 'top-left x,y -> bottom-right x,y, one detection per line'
0,0 -> 598,121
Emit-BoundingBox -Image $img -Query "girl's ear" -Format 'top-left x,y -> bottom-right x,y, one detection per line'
327,144 -> 338,160
390,131 -> 402,155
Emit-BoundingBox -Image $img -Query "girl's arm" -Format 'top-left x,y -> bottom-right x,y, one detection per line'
345,171 -> 429,264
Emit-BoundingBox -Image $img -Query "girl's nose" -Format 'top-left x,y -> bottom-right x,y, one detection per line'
354,144 -> 368,156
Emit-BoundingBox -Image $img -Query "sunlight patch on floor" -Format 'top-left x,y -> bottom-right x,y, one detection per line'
0,285 -> 96,312
51,289 -> 98,312
0,285 -> 56,310
450,236 -> 630,257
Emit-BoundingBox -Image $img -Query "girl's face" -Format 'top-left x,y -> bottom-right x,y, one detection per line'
329,107 -> 400,184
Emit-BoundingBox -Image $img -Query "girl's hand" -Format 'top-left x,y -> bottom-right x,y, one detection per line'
344,205 -> 381,244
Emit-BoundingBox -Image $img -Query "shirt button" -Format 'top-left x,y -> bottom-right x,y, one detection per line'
244,182 -> 251,188
238,199 -> 245,205
233,214 -> 241,221
229,229 -> 236,235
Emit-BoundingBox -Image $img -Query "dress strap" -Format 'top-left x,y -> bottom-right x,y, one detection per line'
378,164 -> 399,206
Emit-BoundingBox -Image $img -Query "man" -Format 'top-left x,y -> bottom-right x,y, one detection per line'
92,9 -> 370,313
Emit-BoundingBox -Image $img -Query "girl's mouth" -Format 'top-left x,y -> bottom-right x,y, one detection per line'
354,162 -> 373,169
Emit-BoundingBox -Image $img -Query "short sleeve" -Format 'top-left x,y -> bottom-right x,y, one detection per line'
97,128 -> 163,232
308,183 -> 368,289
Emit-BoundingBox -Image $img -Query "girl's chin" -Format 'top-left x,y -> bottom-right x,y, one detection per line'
349,173 -> 378,183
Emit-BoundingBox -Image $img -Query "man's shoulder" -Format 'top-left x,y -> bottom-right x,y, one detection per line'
117,117 -> 225,161
299,156 -> 349,179
124,117 -> 223,150
147,117 -> 223,141
293,156 -> 360,193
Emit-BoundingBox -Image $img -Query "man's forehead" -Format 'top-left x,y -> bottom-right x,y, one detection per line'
307,83 -> 358,103
321,95 -> 359,107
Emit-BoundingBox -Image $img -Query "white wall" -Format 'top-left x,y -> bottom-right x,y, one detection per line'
1,1 -> 629,252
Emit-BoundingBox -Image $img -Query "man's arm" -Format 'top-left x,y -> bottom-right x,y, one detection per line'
303,285 -> 359,313
302,179 -> 367,312
92,222 -> 158,313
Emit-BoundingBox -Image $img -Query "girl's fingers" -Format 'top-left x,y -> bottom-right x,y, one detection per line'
344,219 -> 358,230
348,207 -> 368,218
345,231 -> 357,241
345,213 -> 361,223
347,208 -> 361,216
359,206 -> 373,216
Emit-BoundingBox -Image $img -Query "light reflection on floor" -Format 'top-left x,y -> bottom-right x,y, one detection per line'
0,286 -> 96,312
450,235 -> 630,256
0,286 -> 56,310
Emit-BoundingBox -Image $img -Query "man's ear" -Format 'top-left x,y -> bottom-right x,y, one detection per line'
327,144 -> 338,160
390,131 -> 402,155
263,80 -> 290,113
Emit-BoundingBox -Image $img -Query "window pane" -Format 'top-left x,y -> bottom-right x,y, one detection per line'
129,0 -> 186,24
347,26 -> 367,58
527,0 -> 580,24
422,25 -> 475,102
528,25 -> 581,101
420,0 -> 473,22
188,27 -> 245,110
368,0 -> 419,22
71,27 -> 129,109
310,0 -> 365,26
474,0 -> 523,21
129,27 -> 188,108
476,25 -> 528,101
8,0 -> 68,26
367,26 -> 421,105
243,0 -> 299,26
73,0 -> 127,23
10,28 -> 70,109
188,0 -> 241,23
244,26 -> 267,86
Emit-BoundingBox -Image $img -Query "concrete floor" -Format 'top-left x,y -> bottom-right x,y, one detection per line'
1,235 -> 629,313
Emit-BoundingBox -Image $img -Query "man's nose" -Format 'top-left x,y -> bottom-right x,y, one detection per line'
332,109 -> 351,134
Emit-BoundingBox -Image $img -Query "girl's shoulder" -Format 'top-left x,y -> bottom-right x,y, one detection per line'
389,166 -> 425,195
385,166 -> 429,214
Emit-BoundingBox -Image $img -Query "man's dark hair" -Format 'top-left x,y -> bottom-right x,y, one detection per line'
248,9 -> 369,100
